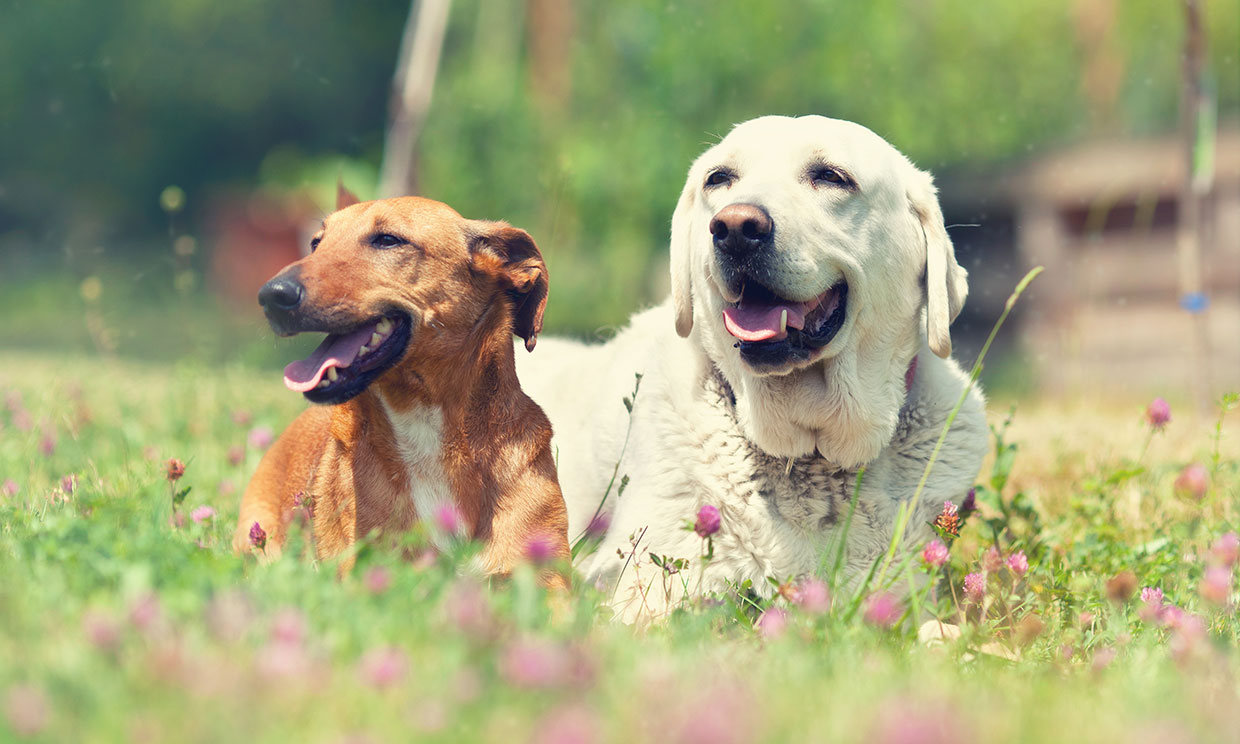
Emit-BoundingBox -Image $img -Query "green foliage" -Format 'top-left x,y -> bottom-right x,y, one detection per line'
2,0 -> 1238,336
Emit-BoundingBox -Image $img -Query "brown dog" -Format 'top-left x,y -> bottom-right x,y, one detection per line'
232,190 -> 569,587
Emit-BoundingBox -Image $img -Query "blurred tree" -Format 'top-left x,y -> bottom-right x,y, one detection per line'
1,0 -> 1236,336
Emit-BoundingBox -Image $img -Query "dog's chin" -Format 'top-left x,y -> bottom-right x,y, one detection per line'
290,314 -> 414,405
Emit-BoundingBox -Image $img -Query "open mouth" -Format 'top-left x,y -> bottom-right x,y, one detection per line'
721,281 -> 848,369
281,314 -> 412,404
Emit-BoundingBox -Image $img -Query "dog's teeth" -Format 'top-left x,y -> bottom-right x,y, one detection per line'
327,367 -> 338,382
359,345 -> 370,355
370,332 -> 383,346
780,309 -> 788,334
318,380 -> 330,388
377,318 -> 392,334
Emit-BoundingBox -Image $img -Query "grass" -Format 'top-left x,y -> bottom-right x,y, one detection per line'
1,348 -> 1238,744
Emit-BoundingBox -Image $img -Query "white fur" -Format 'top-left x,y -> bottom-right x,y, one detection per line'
517,116 -> 987,622
379,397 -> 454,549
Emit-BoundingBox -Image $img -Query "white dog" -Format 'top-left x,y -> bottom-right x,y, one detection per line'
517,115 -> 987,621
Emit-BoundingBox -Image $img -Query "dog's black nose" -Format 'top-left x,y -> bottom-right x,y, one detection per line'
710,203 -> 774,257
258,277 -> 305,312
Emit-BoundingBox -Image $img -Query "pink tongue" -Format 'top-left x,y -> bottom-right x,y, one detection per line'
722,304 -> 806,342
282,322 -> 380,393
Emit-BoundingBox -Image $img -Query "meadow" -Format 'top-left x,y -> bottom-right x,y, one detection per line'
1,349 -> 1237,744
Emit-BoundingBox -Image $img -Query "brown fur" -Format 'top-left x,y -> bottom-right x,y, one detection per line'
232,193 -> 569,589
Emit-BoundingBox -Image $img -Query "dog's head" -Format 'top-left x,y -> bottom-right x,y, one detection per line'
259,190 -> 548,404
669,116 -> 967,464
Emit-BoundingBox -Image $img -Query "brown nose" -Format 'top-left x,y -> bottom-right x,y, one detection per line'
710,203 -> 774,258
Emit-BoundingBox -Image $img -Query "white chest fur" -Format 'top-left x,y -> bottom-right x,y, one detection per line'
379,398 -> 454,547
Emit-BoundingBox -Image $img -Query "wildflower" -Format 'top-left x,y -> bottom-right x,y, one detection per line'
982,545 -> 1003,573
963,572 -> 985,604
694,504 -> 721,538
1210,532 -> 1239,568
1173,463 -> 1208,500
1199,565 -> 1232,605
932,501 -> 960,537
499,637 -> 570,688
128,593 -> 162,635
38,429 -> 55,457
863,592 -> 902,628
227,445 -> 245,467
12,409 -> 32,432
165,458 -> 186,481
1168,613 -> 1207,663
82,609 -> 121,650
1138,588 -> 1165,624
1006,550 -> 1029,577
247,425 -> 274,451
868,703 -> 956,744
363,566 -> 391,595
1,479 -> 17,497
443,580 -> 495,639
959,487 -> 977,516
670,680 -> 755,744
1078,610 -> 1095,629
1140,586 -> 1164,606
525,533 -> 558,564
3,684 -> 49,737
291,491 -> 315,519
790,578 -> 831,614
433,502 -> 463,536
249,521 -> 267,551
536,704 -> 598,744
256,637 -> 312,681
60,473 -> 77,496
1145,398 -> 1171,429
756,607 -> 788,638
1105,571 -> 1137,603
190,505 -> 215,523
1092,646 -> 1117,672
218,479 -> 236,496
584,511 -> 610,540
231,409 -> 252,426
922,539 -> 949,568
357,646 -> 409,689
269,608 -> 307,646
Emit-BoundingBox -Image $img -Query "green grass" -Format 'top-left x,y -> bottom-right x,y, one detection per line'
1,349 -> 1237,743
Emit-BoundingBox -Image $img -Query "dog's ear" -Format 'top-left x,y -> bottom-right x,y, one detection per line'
908,169 -> 967,359
669,175 -> 698,338
336,182 -> 360,210
471,223 -> 549,352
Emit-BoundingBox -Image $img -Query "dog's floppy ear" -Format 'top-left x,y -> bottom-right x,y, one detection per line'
908,169 -> 967,358
470,223 -> 549,352
336,182 -> 360,210
669,175 -> 698,338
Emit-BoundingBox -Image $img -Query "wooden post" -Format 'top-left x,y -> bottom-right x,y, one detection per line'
379,0 -> 453,198
1178,0 -> 1214,410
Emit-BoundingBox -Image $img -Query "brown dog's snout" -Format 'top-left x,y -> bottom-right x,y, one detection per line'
710,203 -> 774,258
258,275 -> 305,313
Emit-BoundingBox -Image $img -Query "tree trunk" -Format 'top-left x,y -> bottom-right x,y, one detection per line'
379,0 -> 453,198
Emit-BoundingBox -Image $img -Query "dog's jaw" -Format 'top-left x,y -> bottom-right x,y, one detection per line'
702,312 -> 917,467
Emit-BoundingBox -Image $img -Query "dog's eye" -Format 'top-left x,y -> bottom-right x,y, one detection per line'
370,233 -> 404,249
309,237 -> 321,253
704,168 -> 736,189
809,165 -> 855,189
